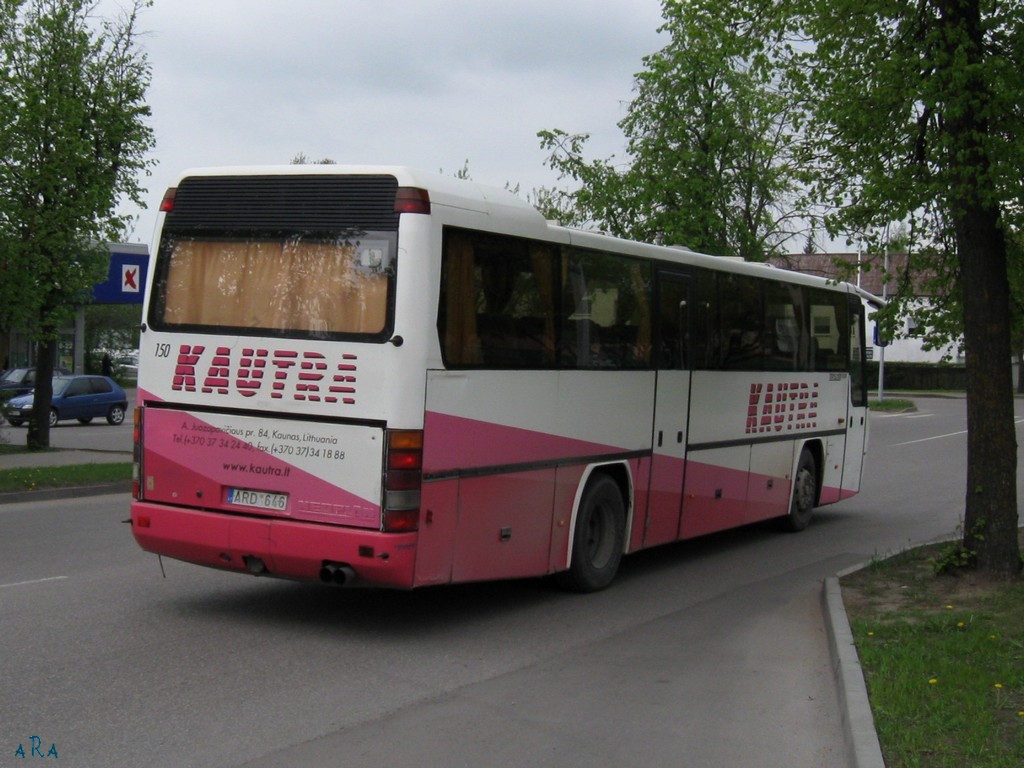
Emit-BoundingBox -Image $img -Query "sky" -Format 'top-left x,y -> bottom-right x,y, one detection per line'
109,0 -> 668,244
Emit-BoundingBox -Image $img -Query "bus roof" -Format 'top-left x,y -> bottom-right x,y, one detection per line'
168,164 -> 867,297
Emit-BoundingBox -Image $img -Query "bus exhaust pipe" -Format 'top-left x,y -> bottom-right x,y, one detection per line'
319,562 -> 357,586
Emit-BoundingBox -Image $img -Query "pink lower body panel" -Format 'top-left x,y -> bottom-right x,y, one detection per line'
131,502 -> 417,588
819,486 -> 857,505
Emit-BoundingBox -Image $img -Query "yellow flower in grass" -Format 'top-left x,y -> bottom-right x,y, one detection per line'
994,684 -> 1007,707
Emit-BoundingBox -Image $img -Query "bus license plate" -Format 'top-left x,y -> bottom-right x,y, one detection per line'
228,488 -> 288,512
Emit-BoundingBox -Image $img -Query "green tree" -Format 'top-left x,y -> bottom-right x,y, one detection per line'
539,0 -> 801,260
83,302 -> 140,372
783,0 -> 1023,574
0,0 -> 154,449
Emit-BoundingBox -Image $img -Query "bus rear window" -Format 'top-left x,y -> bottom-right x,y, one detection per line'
149,235 -> 394,338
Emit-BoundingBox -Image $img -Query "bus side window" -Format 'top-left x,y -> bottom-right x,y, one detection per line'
808,289 -> 849,371
692,270 -> 717,369
656,274 -> 690,370
764,281 -> 807,371
719,274 -> 764,371
440,228 -> 557,368
560,249 -> 652,370
440,230 -> 483,365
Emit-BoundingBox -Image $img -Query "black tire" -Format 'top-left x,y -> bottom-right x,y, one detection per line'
556,474 -> 626,592
48,408 -> 59,428
780,448 -> 817,532
106,405 -> 126,425
7,417 -> 23,426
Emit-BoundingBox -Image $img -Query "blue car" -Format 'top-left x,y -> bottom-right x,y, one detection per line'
4,375 -> 128,427
0,366 -> 70,400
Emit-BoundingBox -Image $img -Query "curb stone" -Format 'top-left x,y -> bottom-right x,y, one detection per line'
0,481 -> 130,506
823,574 -> 886,768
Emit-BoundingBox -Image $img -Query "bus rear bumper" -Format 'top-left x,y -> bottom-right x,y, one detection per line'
130,502 -> 417,588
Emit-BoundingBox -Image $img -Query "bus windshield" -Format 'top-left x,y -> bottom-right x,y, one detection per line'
150,233 -> 395,338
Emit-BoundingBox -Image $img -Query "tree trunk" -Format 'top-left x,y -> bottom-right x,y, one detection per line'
957,206 -> 1020,576
26,339 -> 55,451
942,0 -> 1020,576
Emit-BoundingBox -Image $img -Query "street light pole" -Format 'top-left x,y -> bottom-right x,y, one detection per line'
878,245 -> 888,401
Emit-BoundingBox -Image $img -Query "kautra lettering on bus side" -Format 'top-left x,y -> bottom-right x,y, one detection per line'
745,381 -> 820,434
170,344 -> 358,404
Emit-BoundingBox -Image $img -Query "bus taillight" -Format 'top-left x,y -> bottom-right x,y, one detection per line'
394,187 -> 430,215
383,430 -> 423,532
159,187 -> 176,213
132,407 -> 143,500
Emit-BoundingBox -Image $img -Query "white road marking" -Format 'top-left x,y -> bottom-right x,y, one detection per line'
0,576 -> 68,589
893,430 -> 966,446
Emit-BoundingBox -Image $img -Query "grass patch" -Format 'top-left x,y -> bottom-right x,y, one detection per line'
0,462 -> 131,493
842,533 -> 1024,767
869,398 -> 916,412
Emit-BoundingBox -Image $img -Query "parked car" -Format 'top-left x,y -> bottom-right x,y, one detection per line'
114,352 -> 139,380
0,366 -> 70,400
4,375 -> 128,427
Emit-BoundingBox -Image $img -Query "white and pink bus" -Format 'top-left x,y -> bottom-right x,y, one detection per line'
130,165 -> 869,592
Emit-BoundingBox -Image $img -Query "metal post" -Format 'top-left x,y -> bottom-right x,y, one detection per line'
877,247 -> 888,401
74,306 -> 86,374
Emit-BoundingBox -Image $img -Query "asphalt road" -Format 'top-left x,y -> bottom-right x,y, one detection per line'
1,396 -> 1019,768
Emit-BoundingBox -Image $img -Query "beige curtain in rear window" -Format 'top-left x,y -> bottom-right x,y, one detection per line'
161,240 -> 388,334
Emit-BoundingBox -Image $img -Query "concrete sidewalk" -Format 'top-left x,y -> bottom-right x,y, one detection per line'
0,446 -> 132,504
1,447 -> 130,469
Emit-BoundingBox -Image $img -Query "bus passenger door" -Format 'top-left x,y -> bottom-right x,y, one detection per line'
645,272 -> 692,547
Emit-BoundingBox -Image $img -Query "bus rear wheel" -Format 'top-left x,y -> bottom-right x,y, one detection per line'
780,448 -> 817,532
556,474 -> 625,592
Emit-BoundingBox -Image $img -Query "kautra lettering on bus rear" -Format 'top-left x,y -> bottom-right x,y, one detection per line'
167,343 -> 359,405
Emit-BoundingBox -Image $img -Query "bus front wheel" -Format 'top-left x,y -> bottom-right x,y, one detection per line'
780,448 -> 817,533
556,474 -> 625,592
